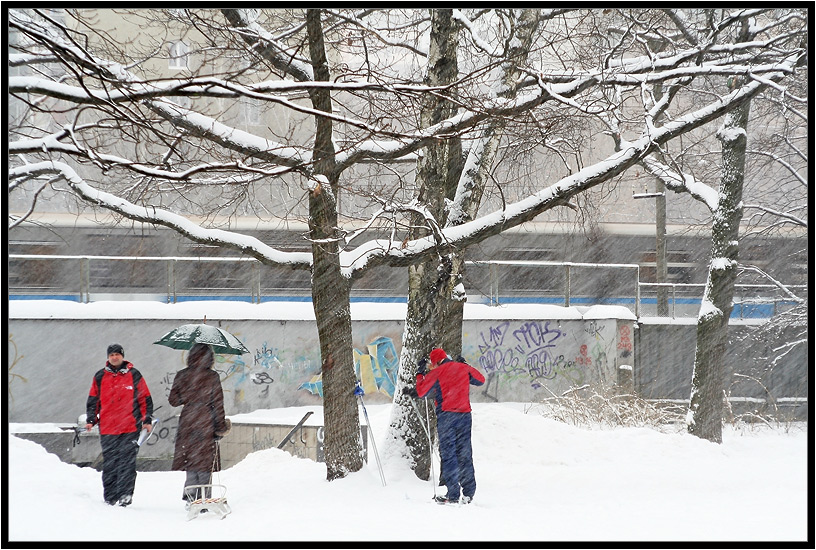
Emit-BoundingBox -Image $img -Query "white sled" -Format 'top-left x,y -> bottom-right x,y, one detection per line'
185,484 -> 231,521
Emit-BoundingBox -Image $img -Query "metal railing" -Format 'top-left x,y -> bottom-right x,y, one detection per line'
467,259 -> 642,313
8,254 -> 803,319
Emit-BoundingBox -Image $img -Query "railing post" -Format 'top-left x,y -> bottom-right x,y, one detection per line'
635,266 -> 640,318
564,264 -> 570,308
79,257 -> 90,303
252,262 -> 261,304
671,284 -> 676,319
490,263 -> 499,306
167,259 -> 177,304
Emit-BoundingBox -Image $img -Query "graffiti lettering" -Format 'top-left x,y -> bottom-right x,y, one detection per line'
554,356 -> 584,386
617,325 -> 633,357
575,344 -> 592,366
478,321 -> 511,352
144,422 -> 176,446
252,372 -> 274,385
525,348 -> 556,380
585,320 -> 606,338
513,321 -> 563,352
7,334 -> 28,406
479,347 -> 522,375
591,341 -> 608,371
254,342 -> 283,369
477,321 -> 578,389
299,336 -> 399,398
252,432 -> 279,452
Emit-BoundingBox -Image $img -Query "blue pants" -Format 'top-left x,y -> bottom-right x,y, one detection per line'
436,411 -> 476,500
100,432 -> 140,504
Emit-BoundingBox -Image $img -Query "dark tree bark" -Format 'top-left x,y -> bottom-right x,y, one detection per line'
387,8 -> 461,480
687,94 -> 750,443
306,9 -> 363,478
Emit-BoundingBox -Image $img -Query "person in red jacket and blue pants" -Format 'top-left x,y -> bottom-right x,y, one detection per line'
416,347 -> 485,504
86,343 -> 153,507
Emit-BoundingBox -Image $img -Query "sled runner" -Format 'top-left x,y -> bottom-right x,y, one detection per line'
185,484 -> 231,520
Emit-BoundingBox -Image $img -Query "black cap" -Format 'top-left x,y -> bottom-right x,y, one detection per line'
107,343 -> 125,357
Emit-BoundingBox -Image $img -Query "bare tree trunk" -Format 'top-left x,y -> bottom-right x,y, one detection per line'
306,9 -> 363,479
310,182 -> 362,478
387,8 -> 459,479
687,96 -> 750,443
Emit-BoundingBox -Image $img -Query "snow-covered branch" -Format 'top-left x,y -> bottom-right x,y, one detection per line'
9,161 -> 313,269
639,155 -> 719,212
221,9 -> 314,82
737,265 -> 804,303
342,75 -> 775,276
9,130 -> 297,181
743,204 -> 808,229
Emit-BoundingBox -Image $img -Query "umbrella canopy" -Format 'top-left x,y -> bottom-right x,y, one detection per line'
154,323 -> 250,355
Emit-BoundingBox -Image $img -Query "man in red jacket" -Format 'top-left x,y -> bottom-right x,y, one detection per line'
86,343 -> 153,506
416,347 -> 485,504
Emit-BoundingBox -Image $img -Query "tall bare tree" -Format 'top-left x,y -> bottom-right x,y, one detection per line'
631,9 -> 807,441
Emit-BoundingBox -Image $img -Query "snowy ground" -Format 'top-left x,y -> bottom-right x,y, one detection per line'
7,402 -> 809,544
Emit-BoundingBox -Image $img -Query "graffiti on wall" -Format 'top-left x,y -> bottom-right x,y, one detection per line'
475,320 -> 585,389
299,336 -> 399,398
7,317 -> 632,425
473,319 -> 623,391
157,332 -> 400,404
617,324 -> 633,357
157,335 -> 318,410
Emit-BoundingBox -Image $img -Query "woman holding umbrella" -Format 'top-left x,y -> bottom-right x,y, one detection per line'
169,342 -> 231,508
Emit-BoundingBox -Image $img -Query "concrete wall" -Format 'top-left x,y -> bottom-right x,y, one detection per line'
8,308 -> 632,465
10,303 -> 805,469
7,314 -> 632,424
635,321 -> 808,400
9,419 -> 369,470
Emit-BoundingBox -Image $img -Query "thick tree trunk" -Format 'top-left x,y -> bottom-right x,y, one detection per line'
306,9 -> 363,479
386,9 -> 459,479
687,98 -> 750,443
309,180 -> 363,479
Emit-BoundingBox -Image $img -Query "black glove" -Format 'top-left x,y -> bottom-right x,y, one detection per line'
416,357 -> 428,375
402,386 -> 419,398
456,355 -> 468,364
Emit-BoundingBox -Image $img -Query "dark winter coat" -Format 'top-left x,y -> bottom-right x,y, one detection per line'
86,361 -> 153,435
416,358 -> 485,414
169,359 -> 228,472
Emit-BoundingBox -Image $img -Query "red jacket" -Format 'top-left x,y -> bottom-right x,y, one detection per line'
86,362 -> 153,435
416,359 -> 485,413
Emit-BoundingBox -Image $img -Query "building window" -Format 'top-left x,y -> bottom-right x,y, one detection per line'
169,41 -> 189,70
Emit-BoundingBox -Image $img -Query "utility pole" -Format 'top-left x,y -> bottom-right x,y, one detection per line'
633,182 -> 669,317
655,179 -> 669,316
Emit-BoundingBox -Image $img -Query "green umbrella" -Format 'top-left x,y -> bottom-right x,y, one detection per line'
154,323 -> 250,355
